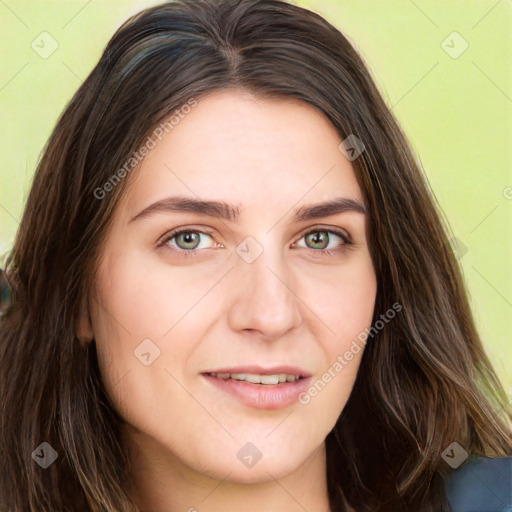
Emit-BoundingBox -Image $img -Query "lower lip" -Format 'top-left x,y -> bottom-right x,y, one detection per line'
202,374 -> 311,410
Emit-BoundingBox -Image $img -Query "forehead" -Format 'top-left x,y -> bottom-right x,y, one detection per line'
124,89 -> 363,218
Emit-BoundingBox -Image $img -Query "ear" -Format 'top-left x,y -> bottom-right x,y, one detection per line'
76,295 -> 94,347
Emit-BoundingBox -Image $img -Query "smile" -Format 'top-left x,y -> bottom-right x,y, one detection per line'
202,367 -> 312,410
207,372 -> 303,384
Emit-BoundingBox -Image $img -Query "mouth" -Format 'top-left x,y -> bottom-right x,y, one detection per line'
201,366 -> 311,410
205,371 -> 305,384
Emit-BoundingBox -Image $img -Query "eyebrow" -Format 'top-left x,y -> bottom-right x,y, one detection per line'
129,195 -> 366,224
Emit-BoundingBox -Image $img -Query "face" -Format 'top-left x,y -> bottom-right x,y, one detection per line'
83,89 -> 376,485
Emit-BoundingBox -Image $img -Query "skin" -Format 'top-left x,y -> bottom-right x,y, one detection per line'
78,89 -> 377,512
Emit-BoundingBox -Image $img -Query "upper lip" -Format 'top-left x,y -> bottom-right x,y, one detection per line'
202,365 -> 312,378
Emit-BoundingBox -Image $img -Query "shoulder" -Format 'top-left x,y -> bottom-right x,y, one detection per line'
444,455 -> 512,512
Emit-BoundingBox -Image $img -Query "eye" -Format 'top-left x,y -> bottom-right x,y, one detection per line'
293,227 -> 351,256
157,226 -> 352,260
157,228 -> 216,255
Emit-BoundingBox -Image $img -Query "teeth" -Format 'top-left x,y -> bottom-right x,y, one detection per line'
245,374 -> 263,384
260,375 -> 279,385
209,372 -> 300,384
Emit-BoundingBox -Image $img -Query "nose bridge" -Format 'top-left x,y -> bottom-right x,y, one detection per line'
228,234 -> 302,337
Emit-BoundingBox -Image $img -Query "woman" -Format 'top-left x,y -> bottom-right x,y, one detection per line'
1,0 -> 511,511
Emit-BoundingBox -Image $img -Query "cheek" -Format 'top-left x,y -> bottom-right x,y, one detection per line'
293,255 -> 375,418
94,246 -> 214,341
90,248 -> 208,423
307,253 -> 377,347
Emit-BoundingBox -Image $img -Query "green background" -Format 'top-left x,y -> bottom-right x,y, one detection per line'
1,0 -> 511,394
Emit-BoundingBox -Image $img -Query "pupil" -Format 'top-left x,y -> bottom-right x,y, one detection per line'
309,231 -> 327,249
180,232 -> 198,249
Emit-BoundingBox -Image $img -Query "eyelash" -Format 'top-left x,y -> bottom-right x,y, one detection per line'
157,226 -> 352,260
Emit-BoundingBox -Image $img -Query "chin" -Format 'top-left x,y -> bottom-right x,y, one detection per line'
215,462 -> 297,485
196,446 -> 307,485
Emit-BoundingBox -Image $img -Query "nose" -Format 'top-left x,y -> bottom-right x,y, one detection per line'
226,240 -> 303,340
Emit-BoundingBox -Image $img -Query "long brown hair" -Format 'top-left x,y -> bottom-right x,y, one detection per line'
1,1 -> 511,510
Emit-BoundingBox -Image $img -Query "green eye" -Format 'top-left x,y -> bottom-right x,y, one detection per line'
305,231 -> 330,250
157,226 -> 352,260
159,229 -> 213,252
174,231 -> 202,250
298,228 -> 351,254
